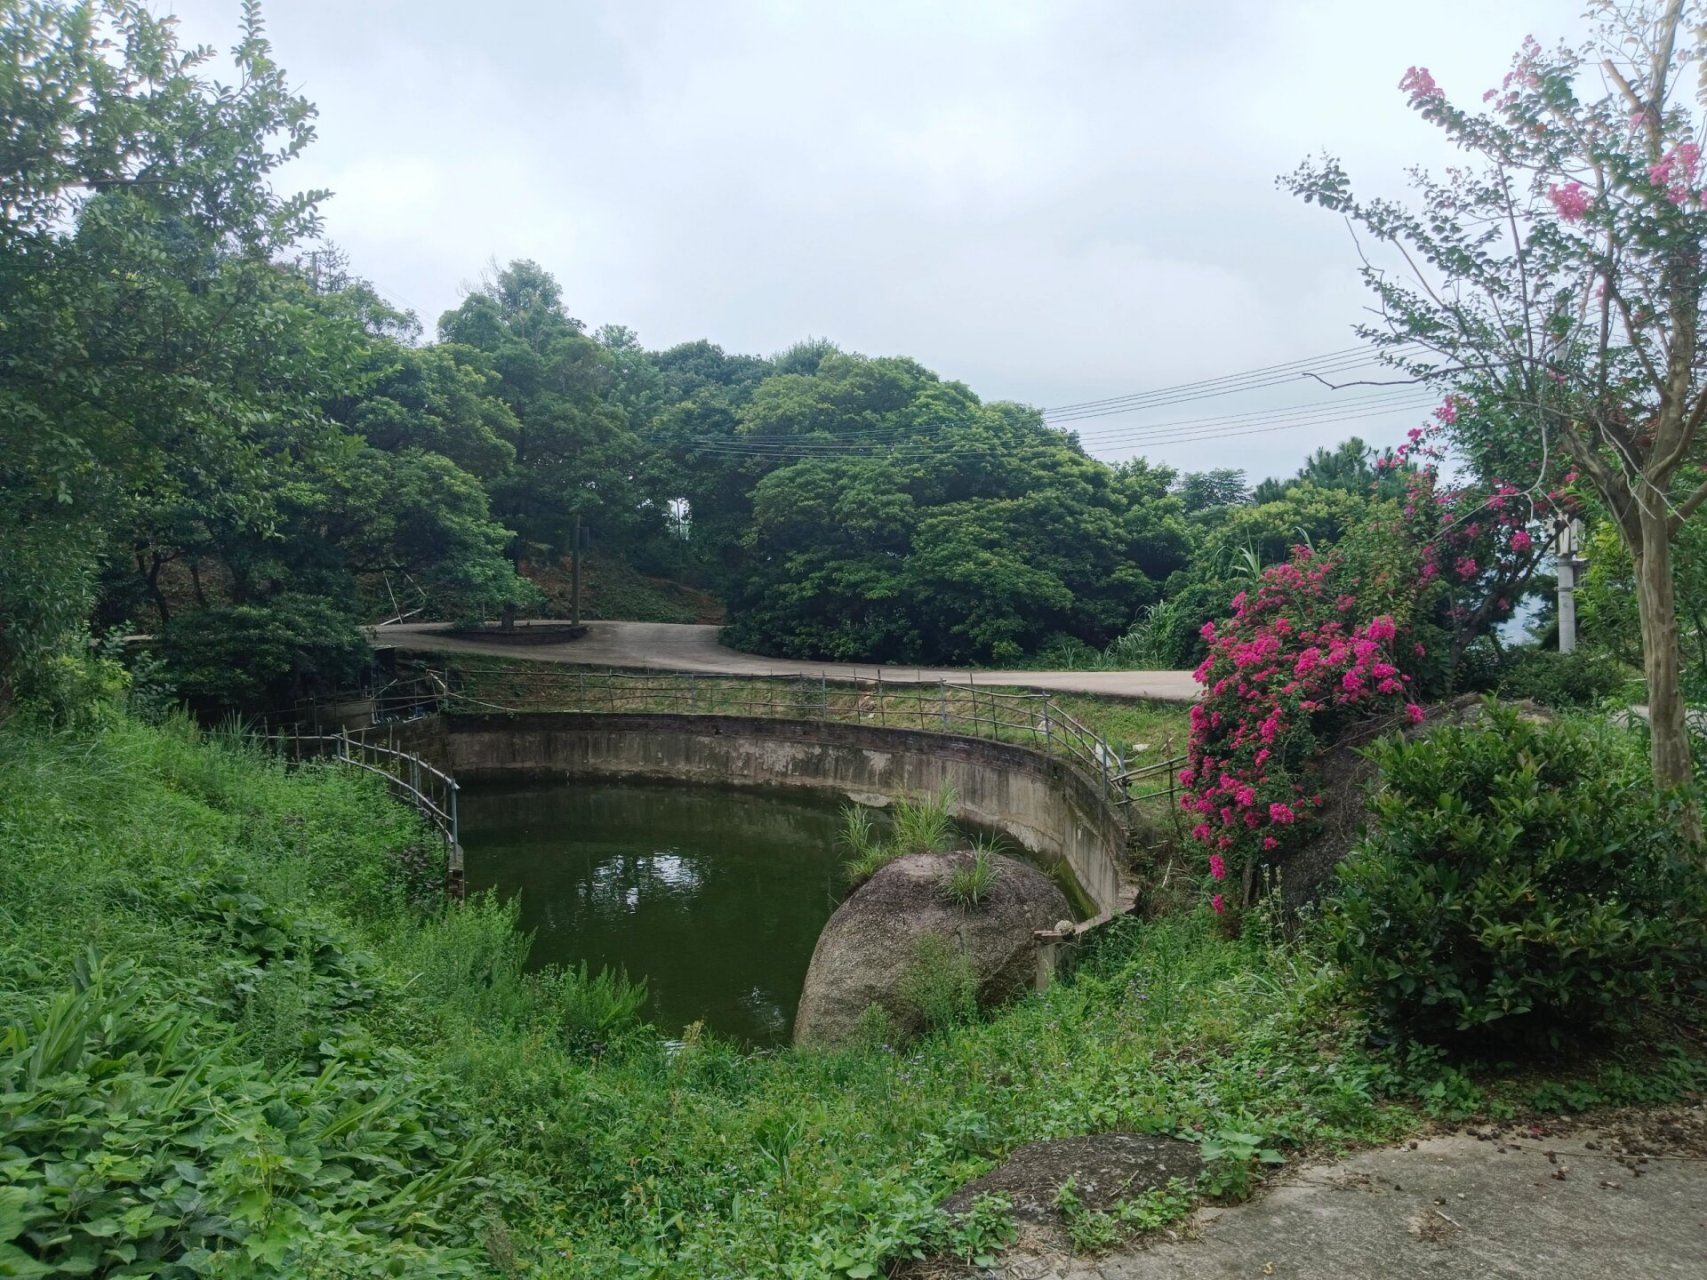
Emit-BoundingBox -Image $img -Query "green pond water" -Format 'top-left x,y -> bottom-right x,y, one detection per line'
459,780 -> 856,1046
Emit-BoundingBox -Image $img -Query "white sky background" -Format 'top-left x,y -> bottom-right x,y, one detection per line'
159,0 -> 1586,483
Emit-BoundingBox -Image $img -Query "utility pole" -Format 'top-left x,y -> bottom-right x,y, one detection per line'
1555,517 -> 1587,654
571,514 -> 582,626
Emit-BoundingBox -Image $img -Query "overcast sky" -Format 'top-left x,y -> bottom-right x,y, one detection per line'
160,0 -> 1586,482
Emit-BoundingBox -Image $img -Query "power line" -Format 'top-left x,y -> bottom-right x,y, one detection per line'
672,395 -> 1438,462
1042,345 -> 1377,413
667,389 -> 1432,456
638,343 -> 1440,463
1044,348 -> 1421,424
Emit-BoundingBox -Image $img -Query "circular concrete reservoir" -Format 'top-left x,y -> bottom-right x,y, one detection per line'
388,712 -> 1134,1043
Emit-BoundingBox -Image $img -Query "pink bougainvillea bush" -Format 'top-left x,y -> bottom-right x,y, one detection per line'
1180,399 -> 1567,910
1180,549 -> 1421,903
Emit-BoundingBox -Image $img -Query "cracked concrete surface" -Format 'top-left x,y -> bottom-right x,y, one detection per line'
1002,1125 -> 1707,1280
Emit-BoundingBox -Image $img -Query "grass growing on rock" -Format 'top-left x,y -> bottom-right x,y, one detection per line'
941,848 -> 1001,908
842,788 -> 958,887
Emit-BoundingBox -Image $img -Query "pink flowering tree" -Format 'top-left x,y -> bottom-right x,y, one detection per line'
1286,1 -> 1707,839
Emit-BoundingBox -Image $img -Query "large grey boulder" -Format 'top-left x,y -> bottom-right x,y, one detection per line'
793,851 -> 1071,1047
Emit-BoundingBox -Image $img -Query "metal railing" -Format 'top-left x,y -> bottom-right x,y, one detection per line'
412,664 -> 1172,811
270,729 -> 464,898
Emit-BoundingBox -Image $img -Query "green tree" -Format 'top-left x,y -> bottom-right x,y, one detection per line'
1173,468 -> 1249,513
438,260 -> 645,561
592,333 -> 777,579
1,0 -> 328,709
723,354 -> 1188,663
337,341 -> 519,480
1578,470 -> 1707,696
1251,437 -> 1407,504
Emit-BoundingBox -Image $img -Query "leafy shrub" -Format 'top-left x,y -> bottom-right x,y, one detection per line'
1195,1127 -> 1284,1199
1049,1174 -> 1197,1253
1496,646 -> 1626,708
943,1192 -> 1017,1266
0,952 -> 493,1279
1326,703 -> 1707,1045
1053,1177 -> 1120,1254
1180,549 -> 1420,895
1035,634 -> 1106,670
159,593 -> 371,713
537,960 -> 650,1055
8,635 -> 132,729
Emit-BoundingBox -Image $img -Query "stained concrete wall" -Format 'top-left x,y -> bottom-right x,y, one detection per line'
387,713 -> 1132,918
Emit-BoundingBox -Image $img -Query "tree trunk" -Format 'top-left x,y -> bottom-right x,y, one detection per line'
1634,505 -> 1701,842
136,552 -> 170,628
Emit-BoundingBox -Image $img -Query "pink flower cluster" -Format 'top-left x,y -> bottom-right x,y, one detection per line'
1181,549 -> 1419,892
1548,181 -> 1592,222
1400,66 -> 1443,104
1393,409 -> 1551,606
1649,142 -> 1702,205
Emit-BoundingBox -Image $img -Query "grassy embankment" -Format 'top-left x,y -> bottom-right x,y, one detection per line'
403,652 -> 1191,754
5,712 -> 1704,1277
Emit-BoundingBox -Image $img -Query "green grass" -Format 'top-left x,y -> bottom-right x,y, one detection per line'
3,711 -> 1700,1279
842,788 -> 958,886
941,848 -> 1000,908
524,551 -> 724,624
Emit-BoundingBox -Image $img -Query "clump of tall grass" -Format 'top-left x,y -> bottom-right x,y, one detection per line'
899,934 -> 981,1032
842,787 -> 957,886
941,846 -> 1001,909
891,785 -> 956,854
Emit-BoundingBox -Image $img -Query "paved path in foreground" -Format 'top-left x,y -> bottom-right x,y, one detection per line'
1011,1111 -> 1707,1280
375,621 -> 1200,702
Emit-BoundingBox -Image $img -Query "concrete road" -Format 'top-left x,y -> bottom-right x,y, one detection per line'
374,620 -> 1200,702
1007,1113 -> 1707,1280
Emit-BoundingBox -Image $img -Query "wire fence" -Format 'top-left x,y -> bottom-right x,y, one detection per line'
385,664 -> 1183,814
269,729 -> 464,898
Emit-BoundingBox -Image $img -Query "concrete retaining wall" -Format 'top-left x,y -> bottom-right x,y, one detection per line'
386,713 -> 1132,918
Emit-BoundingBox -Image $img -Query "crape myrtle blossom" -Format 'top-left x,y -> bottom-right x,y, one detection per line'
1548,181 -> 1592,222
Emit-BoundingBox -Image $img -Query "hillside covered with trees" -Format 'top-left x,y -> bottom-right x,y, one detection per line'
0,0 -> 1543,721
